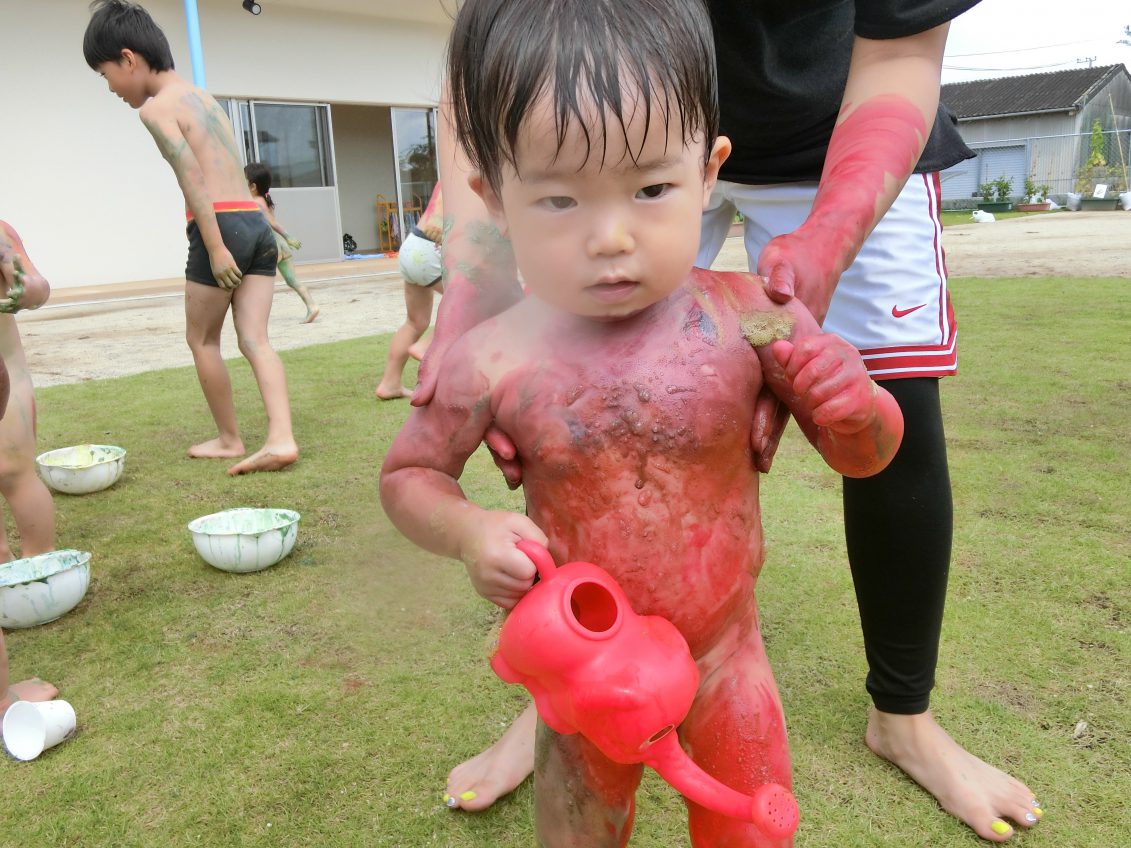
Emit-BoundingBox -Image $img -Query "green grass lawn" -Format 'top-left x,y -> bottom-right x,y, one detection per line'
3,276 -> 1128,847
939,208 -> 1061,227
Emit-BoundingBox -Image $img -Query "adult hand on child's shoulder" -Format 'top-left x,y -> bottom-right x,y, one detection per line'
755,229 -> 840,324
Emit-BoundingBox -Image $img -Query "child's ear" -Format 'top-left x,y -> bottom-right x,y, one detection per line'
468,172 -> 509,236
701,136 -> 732,207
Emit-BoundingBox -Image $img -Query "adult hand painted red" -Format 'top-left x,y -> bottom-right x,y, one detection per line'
758,94 -> 930,321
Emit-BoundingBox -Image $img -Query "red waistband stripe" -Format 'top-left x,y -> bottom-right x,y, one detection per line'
186,201 -> 260,221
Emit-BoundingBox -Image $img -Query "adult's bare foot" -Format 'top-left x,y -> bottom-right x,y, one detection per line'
188,436 -> 245,459
375,384 -> 412,401
866,708 -> 1042,842
444,702 -> 537,811
302,306 -> 320,324
227,444 -> 299,476
1,678 -> 58,719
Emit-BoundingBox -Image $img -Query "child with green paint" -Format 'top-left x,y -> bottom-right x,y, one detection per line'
84,0 -> 298,476
245,163 -> 321,324
0,221 -> 58,720
0,221 -> 57,561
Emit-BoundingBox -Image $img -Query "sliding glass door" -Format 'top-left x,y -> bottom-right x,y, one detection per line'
223,99 -> 342,262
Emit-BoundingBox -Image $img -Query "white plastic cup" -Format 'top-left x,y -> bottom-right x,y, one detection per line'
3,699 -> 77,761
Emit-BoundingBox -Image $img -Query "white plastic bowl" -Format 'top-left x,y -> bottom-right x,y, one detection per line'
36,445 -> 127,495
187,508 -> 301,573
0,550 -> 92,629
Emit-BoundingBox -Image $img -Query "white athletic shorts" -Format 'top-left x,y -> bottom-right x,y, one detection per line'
398,230 -> 442,287
697,173 -> 957,379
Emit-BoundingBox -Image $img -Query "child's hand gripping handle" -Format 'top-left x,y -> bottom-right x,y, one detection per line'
515,539 -> 558,582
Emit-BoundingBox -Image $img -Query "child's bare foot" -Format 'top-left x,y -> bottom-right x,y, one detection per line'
866,708 -> 1042,842
1,678 -> 58,719
375,384 -> 412,401
188,437 -> 245,459
302,306 -> 320,324
227,444 -> 299,476
444,702 -> 536,811
407,341 -> 429,362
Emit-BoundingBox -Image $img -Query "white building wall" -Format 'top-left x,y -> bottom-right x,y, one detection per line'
0,0 -> 446,290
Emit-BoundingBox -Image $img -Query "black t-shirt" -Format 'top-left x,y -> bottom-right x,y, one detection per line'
709,0 -> 980,183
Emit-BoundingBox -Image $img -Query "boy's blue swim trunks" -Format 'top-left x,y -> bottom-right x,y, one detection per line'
185,201 -> 278,286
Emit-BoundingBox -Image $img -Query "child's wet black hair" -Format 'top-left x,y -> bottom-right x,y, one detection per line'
245,162 -> 275,210
447,0 -> 718,193
84,0 -> 175,73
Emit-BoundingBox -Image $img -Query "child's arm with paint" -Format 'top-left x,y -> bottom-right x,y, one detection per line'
742,293 -> 903,478
140,97 -> 242,289
412,93 -> 524,406
380,329 -> 544,609
0,221 -> 50,312
745,22 -> 949,471
258,201 -> 301,250
756,23 -> 951,320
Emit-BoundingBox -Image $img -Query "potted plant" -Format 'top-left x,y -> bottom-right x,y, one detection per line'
1016,177 -> 1052,212
1073,120 -> 1123,210
976,176 -> 1014,212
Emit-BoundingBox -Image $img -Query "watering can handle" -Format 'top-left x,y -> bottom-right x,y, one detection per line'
516,539 -> 558,581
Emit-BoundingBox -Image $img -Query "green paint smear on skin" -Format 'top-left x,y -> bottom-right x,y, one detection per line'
184,91 -> 244,168
740,312 -> 795,347
39,444 -> 126,469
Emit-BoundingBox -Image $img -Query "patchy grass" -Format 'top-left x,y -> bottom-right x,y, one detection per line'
2,277 -> 1128,847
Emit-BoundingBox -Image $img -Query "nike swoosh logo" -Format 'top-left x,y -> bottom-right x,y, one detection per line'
892,303 -> 927,318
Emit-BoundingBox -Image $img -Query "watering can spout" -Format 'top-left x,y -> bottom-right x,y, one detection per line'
643,732 -> 799,839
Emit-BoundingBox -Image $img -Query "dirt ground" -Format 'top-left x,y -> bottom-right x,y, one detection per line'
19,210 -> 1130,387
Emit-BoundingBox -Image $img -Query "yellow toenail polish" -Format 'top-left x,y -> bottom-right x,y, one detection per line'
991,820 -> 1012,836
1033,807 -> 1043,818
459,791 -> 477,801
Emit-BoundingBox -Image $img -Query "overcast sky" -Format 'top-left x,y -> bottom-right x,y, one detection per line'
943,0 -> 1131,84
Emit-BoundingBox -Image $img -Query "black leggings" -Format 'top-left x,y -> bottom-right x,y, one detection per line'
843,377 -> 951,714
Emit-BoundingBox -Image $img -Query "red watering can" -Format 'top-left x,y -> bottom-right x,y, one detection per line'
490,540 -> 799,839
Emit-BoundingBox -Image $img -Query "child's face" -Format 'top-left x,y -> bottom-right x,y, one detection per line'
476,93 -> 729,320
96,50 -> 149,109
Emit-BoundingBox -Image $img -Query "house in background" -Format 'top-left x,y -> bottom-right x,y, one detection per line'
939,64 -> 1131,205
3,0 -> 450,290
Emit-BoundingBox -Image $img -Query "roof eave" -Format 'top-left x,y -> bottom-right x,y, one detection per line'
956,107 -> 1078,121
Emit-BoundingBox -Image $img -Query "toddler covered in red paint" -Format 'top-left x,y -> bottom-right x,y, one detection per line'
380,1 -> 903,844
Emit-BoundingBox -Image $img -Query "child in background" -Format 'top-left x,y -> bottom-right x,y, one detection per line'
0,220 -> 56,561
244,163 -> 320,324
0,221 -> 58,719
84,0 -> 298,475
375,184 -> 444,400
380,1 -> 903,844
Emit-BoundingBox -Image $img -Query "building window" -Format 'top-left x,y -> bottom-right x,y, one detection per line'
219,99 -> 334,188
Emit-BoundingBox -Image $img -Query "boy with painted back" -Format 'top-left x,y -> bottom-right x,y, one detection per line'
379,0 -> 903,844
84,0 -> 297,475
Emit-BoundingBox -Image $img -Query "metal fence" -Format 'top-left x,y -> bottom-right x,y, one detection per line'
943,128 -> 1131,207
1029,129 -> 1130,197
